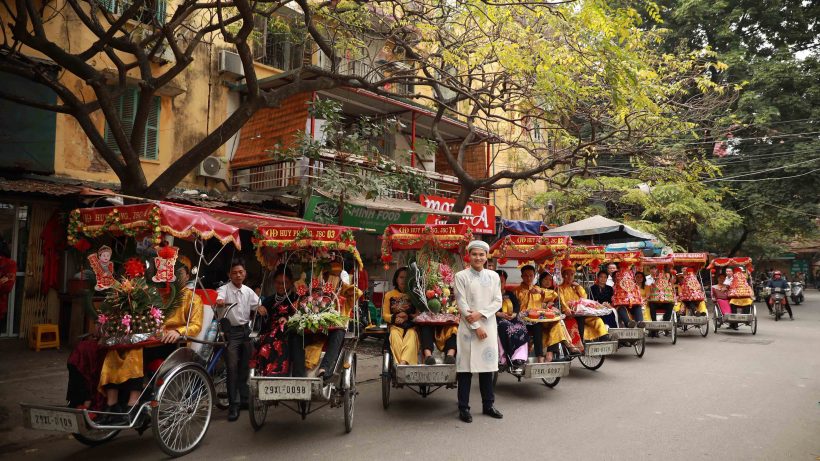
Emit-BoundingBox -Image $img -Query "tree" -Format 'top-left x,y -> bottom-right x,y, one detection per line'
1,0 -> 728,203
643,0 -> 820,256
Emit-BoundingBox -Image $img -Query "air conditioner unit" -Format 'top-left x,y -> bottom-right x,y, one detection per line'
197,156 -> 228,181
218,50 -> 245,78
133,28 -> 176,64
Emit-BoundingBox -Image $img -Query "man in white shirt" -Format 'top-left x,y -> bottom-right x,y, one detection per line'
606,262 -> 617,287
216,261 -> 264,422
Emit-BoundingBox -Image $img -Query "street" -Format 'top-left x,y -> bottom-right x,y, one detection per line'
3,292 -> 819,461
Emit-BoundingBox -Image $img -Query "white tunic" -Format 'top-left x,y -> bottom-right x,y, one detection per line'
454,268 -> 502,373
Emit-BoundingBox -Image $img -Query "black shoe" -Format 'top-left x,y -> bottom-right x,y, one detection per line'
636,321 -> 646,328
696,312 -> 707,317
444,355 -> 456,365
511,359 -> 526,368
483,407 -> 503,419
459,409 -> 472,423
599,334 -> 611,341
626,321 -> 637,328
228,406 -> 240,422
425,355 -> 437,365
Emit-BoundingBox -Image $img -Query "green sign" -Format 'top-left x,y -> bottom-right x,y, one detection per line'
791,259 -> 809,274
303,194 -> 428,233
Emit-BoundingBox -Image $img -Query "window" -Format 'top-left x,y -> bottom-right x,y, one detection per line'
103,88 -> 161,160
252,17 -> 307,71
97,0 -> 166,26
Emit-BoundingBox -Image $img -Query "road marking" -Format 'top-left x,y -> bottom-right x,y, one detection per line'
705,414 -> 729,420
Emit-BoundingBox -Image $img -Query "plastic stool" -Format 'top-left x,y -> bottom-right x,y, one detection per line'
29,324 -> 60,351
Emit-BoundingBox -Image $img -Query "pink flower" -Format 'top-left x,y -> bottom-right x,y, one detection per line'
121,314 -> 132,333
150,307 -> 163,320
97,314 -> 108,325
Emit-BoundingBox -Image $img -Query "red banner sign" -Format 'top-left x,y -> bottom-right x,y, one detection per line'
419,195 -> 496,234
257,226 -> 342,242
77,203 -> 155,226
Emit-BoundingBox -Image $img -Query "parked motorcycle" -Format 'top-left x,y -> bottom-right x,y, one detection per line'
753,280 -> 766,302
790,281 -> 804,305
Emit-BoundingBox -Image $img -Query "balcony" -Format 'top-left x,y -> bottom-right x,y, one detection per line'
231,150 -> 490,205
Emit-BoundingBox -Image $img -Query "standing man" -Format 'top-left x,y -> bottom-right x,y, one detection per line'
454,240 -> 503,423
605,262 -> 617,287
216,261 -> 265,422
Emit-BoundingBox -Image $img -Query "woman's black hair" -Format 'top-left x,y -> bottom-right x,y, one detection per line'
520,264 -> 536,275
538,272 -> 553,288
634,271 -> 646,288
392,266 -> 408,290
273,265 -> 293,281
596,270 -> 608,279
496,269 -> 508,279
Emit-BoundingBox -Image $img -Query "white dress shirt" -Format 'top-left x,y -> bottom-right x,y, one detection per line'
216,283 -> 261,326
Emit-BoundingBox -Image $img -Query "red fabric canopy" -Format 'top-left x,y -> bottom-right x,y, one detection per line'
640,256 -> 674,266
671,252 -> 709,268
708,257 -> 753,271
489,235 -> 571,262
382,224 -> 472,252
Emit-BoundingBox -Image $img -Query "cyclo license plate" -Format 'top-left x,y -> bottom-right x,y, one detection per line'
526,362 -> 569,379
585,342 -> 616,356
29,408 -> 80,433
614,328 -> 643,339
258,379 -> 312,401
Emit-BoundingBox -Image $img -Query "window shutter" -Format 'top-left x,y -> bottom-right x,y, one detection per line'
103,88 -> 136,153
143,96 -> 160,160
155,0 -> 166,25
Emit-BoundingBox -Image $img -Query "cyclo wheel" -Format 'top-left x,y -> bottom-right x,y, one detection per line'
249,381 -> 267,431
633,338 -> 646,358
152,364 -> 213,458
381,352 -> 391,410
73,429 -> 120,447
211,354 -> 229,410
671,312 -> 678,345
700,318 -> 709,337
578,354 -> 604,371
343,354 -> 357,434
751,306 -> 758,335
542,377 -> 560,388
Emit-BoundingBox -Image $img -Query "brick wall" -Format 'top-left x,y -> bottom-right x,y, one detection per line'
231,93 -> 311,169
435,141 -> 488,179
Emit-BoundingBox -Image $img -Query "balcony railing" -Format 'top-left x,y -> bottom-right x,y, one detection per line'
231,152 -> 490,204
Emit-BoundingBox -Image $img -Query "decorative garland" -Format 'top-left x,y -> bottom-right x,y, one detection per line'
253,226 -> 362,269
380,226 -> 473,268
490,235 -> 570,265
67,206 -> 163,246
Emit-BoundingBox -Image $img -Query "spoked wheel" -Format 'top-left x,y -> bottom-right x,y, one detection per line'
751,306 -> 758,335
578,354 -> 604,371
73,428 -> 120,446
343,354 -> 357,434
211,355 -> 229,410
699,319 -> 709,337
381,353 -> 391,410
633,338 -> 646,358
671,313 -> 678,345
541,377 -> 560,388
248,385 -> 267,431
152,365 -> 213,458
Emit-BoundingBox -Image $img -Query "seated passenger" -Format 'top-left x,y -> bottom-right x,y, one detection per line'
612,265 -> 645,328
535,272 -> 571,362
495,270 -> 528,369
711,273 -> 732,315
253,266 -> 299,376
726,267 -> 754,329
645,267 -> 675,337
589,269 -> 617,328
677,267 -> 707,316
97,265 -> 203,423
558,266 -> 610,347
381,267 -> 419,365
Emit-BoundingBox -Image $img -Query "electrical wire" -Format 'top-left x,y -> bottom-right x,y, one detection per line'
706,168 -> 820,183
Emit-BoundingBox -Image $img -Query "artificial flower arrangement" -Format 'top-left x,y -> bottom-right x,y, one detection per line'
568,298 -> 612,317
286,277 -> 349,335
95,256 -> 184,346
406,247 -> 461,324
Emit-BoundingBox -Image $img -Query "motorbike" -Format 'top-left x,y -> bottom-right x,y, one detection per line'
790,281 -> 804,305
764,286 -> 790,321
753,280 -> 766,302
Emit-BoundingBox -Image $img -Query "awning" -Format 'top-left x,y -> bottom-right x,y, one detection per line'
544,215 -> 656,244
499,219 -> 548,238
489,235 -> 571,264
68,201 -> 353,250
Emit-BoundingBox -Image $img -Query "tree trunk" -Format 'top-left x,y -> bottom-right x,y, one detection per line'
728,227 -> 749,257
446,186 -> 475,224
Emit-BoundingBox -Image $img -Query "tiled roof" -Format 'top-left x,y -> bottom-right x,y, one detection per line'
0,177 -> 83,196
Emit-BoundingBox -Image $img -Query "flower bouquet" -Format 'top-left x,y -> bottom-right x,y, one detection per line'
569,298 -> 613,317
286,278 -> 349,335
96,276 -> 167,346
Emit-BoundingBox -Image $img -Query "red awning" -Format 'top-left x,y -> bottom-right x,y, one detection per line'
68,202 -> 339,250
489,235 -> 571,263
671,253 -> 709,268
708,257 -> 754,271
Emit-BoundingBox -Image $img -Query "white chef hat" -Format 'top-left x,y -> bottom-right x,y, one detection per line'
466,240 -> 490,252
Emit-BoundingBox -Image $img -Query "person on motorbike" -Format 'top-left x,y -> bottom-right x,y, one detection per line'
765,271 -> 794,320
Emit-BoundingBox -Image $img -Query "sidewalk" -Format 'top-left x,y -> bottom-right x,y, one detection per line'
0,335 -> 387,453
0,339 -> 70,453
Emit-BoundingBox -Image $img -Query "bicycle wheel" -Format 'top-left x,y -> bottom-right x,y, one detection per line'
211,353 -> 229,410
152,365 -> 213,457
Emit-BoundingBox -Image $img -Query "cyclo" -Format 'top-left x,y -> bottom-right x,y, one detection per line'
708,257 -> 758,335
487,234 -> 572,387
379,224 -> 469,407
639,255 -> 679,344
671,252 -> 710,338
248,225 -> 361,433
602,250 -> 647,357
20,201 -> 260,457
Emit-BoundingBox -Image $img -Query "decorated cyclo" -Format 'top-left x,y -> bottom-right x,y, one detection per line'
378,224 -> 470,407
638,255 -> 679,344
20,201 -> 295,457
600,250 -> 647,357
671,252 -> 710,338
707,257 -> 758,335
249,224 -> 362,433
487,235 -> 576,386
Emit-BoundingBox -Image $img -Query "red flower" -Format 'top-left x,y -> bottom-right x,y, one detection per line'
259,344 -> 271,359
158,245 -> 176,259
124,258 -> 146,278
296,285 -> 308,296
311,277 -> 322,289
323,282 -> 334,294
73,238 -> 92,252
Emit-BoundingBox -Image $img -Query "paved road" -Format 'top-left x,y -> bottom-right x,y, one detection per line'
4,292 -> 819,460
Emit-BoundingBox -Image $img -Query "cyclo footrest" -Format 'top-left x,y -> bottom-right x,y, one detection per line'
723,313 -> 753,322
395,364 -> 457,385
250,372 -> 321,401
644,321 -> 674,330
678,316 -> 708,325
584,341 -> 618,357
20,404 -> 89,434
522,360 -> 571,379
609,328 -> 644,341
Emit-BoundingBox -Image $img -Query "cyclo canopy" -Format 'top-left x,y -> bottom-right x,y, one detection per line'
671,253 -> 709,269
253,224 -> 362,270
380,223 -> 473,265
489,235 -> 572,266
708,257 -> 754,272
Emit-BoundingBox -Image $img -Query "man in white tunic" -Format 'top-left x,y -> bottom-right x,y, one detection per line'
454,240 -> 503,423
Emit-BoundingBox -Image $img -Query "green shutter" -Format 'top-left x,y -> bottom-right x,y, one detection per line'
155,0 -> 166,25
103,88 -> 136,154
143,96 -> 160,160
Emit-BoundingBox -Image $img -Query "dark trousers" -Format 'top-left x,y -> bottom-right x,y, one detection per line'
290,329 -> 346,377
457,372 -> 494,412
649,302 -> 674,321
766,297 -> 793,318
601,312 -> 618,328
617,306 -> 644,326
226,325 -> 251,407
420,325 -> 457,353
526,324 -> 544,357
575,316 -> 586,342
